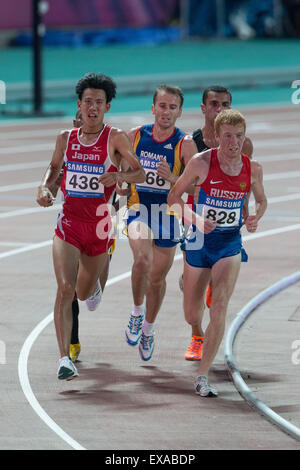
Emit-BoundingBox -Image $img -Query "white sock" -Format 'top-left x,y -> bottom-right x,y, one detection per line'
132,304 -> 144,316
142,320 -> 154,336
59,356 -> 69,362
95,280 -> 102,294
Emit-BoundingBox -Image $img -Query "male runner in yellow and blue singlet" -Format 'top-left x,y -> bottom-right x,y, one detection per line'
124,85 -> 198,361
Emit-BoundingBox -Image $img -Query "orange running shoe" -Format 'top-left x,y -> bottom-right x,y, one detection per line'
206,284 -> 212,308
184,336 -> 204,361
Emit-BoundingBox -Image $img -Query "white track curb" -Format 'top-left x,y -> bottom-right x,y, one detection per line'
224,271 -> 300,442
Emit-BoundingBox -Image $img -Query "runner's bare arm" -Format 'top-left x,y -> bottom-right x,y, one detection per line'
168,152 -> 216,234
36,131 -> 68,207
99,129 -> 145,187
241,136 -> 254,221
244,160 -> 267,232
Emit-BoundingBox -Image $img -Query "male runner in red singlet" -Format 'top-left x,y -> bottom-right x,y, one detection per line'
37,73 -> 145,380
182,86 -> 254,362
50,109 -> 119,363
50,110 -> 83,363
168,109 -> 267,397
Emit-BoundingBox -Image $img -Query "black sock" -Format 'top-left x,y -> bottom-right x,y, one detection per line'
71,298 -> 80,344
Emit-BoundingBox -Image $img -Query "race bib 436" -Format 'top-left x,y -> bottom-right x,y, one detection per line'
66,161 -> 105,198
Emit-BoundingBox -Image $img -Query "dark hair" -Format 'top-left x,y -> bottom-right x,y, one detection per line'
75,73 -> 117,102
153,84 -> 184,108
202,86 -> 232,105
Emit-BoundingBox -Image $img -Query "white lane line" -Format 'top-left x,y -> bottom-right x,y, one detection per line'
257,152 -> 300,163
0,137 -> 294,153
0,143 -> 54,155
3,222 -> 299,262
0,138 -> 298,155
0,191 -> 299,221
18,313 -> 86,451
0,242 -> 32,247
0,182 -> 40,193
264,171 -> 300,181
253,138 -> 300,149
0,204 -> 62,219
17,269 -> 132,451
0,240 -> 52,259
0,194 -> 299,260
247,122 -> 300,133
0,104 -> 296,128
242,224 -> 300,241
0,161 -> 49,172
0,152 -> 298,176
0,129 -> 59,139
249,193 -> 300,206
0,170 -> 299,196
0,119 -> 299,139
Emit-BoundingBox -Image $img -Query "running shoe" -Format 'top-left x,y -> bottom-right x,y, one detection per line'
206,284 -> 212,308
57,356 -> 79,381
184,336 -> 204,361
178,273 -> 184,292
69,343 -> 81,362
194,375 -> 218,397
125,313 -> 144,346
86,280 -> 102,311
139,332 -> 154,361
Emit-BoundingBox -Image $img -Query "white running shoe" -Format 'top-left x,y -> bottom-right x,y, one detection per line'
125,313 -> 144,346
194,375 -> 218,397
86,280 -> 102,311
57,356 -> 79,381
139,332 -> 155,361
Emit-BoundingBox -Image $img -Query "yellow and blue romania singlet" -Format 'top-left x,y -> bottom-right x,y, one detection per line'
186,148 -> 251,267
127,124 -> 186,247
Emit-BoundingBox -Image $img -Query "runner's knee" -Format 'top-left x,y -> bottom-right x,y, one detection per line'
133,251 -> 152,273
57,281 -> 75,301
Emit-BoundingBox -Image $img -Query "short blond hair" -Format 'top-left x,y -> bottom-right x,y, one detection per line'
214,109 -> 246,135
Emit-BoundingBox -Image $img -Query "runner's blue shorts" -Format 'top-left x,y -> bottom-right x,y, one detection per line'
185,228 -> 248,268
126,207 -> 183,248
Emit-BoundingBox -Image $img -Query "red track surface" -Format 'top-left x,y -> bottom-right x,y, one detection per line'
0,104 -> 299,450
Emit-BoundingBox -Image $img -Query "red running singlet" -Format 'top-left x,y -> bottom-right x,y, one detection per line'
55,125 -> 117,256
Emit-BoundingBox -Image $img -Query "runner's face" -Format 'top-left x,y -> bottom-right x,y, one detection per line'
78,88 -> 110,128
201,92 -> 231,124
152,91 -> 182,130
218,124 -> 245,158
